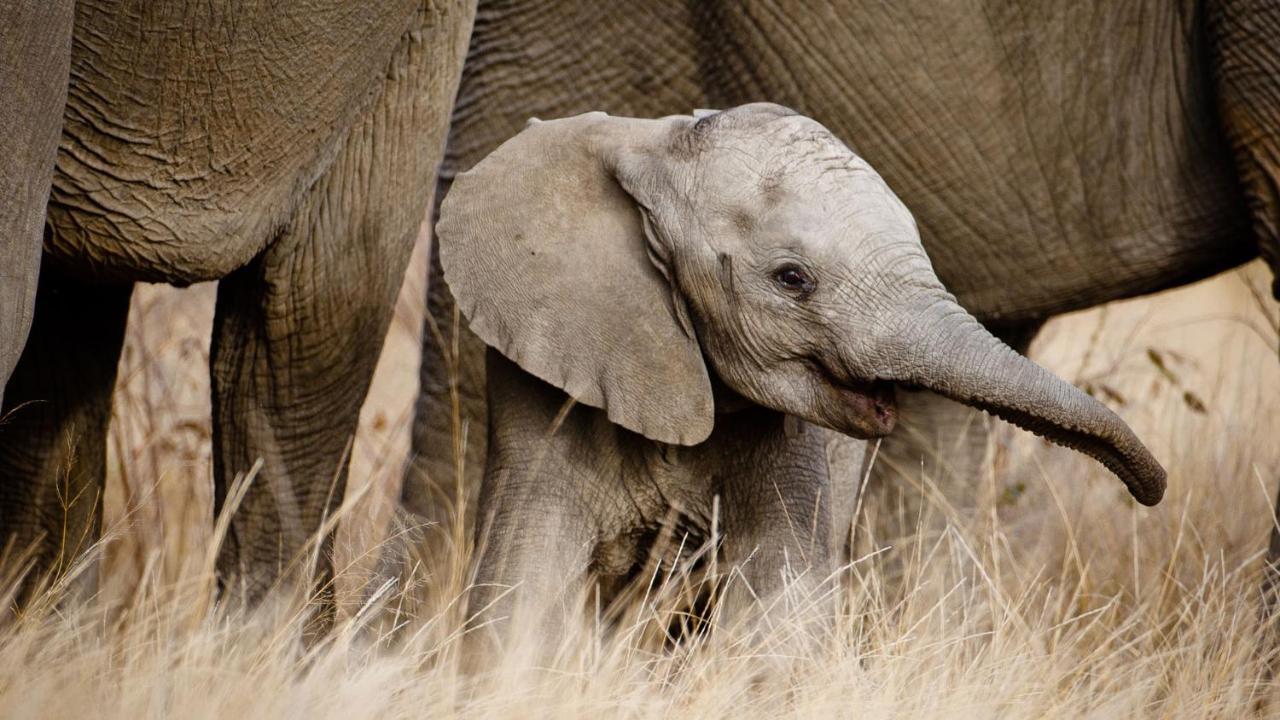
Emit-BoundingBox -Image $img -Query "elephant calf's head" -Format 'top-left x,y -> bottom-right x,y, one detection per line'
438,103 -> 1166,506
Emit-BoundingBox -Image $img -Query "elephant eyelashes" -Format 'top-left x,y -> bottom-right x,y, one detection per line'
773,265 -> 816,298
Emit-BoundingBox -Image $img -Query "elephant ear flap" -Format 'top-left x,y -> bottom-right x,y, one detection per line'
437,112 -> 714,446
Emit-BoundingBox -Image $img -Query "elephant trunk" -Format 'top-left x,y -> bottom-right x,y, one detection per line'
870,293 -> 1166,506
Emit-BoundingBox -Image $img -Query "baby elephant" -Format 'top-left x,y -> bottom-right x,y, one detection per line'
438,103 -> 1165,647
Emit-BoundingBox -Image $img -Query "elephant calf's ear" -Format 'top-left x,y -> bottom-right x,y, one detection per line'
437,112 -> 714,446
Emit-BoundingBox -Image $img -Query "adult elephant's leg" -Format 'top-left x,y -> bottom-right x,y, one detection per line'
866,321 -> 1045,548
1208,1 -> 1280,606
401,216 -> 489,532
866,387 -> 998,555
0,264 -> 132,599
0,0 -> 73,402
209,2 -> 475,608
1207,0 -> 1280,300
824,432 -> 868,564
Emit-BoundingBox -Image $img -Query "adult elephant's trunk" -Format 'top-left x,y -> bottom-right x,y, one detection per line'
871,293 -> 1166,506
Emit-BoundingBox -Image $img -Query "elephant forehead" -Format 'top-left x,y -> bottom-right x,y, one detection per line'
737,196 -> 918,263
692,145 -> 885,223
751,166 -> 912,227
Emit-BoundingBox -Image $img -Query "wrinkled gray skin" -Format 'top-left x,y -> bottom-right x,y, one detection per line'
0,1 -> 72,410
439,104 -> 1165,644
0,0 -> 475,604
409,0 -> 1279,553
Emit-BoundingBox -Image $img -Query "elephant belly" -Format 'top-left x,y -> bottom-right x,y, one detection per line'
698,0 -> 1256,323
44,0 -> 421,284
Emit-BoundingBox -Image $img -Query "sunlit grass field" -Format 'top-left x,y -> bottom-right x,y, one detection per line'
2,238 -> 1276,718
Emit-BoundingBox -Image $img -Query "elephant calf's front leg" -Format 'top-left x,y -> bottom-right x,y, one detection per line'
714,414 -> 835,637
468,474 -> 597,657
466,352 -> 602,658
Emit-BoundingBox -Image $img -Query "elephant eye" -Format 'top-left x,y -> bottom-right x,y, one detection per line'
773,264 -> 816,298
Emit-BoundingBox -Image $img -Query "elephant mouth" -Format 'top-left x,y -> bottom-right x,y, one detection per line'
809,359 -> 898,438
837,378 -> 897,437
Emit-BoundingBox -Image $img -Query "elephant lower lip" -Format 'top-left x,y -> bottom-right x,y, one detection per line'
838,379 -> 897,437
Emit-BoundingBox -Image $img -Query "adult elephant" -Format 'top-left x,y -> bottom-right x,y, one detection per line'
407,1 -> 1277,544
0,0 -> 475,603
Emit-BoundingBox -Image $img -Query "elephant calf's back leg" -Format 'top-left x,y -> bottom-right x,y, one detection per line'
0,265 -> 131,599
209,4 -> 474,609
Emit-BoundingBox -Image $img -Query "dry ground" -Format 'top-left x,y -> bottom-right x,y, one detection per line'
1,233 -> 1277,718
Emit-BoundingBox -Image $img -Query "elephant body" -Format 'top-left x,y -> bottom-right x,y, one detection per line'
409,0 -> 1277,536
438,105 -> 1163,645
0,0 -> 476,601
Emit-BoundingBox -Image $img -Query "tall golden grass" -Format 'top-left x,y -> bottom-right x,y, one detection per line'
2,243 -> 1276,718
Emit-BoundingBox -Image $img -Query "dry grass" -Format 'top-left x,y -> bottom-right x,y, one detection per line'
2,248 -> 1277,719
